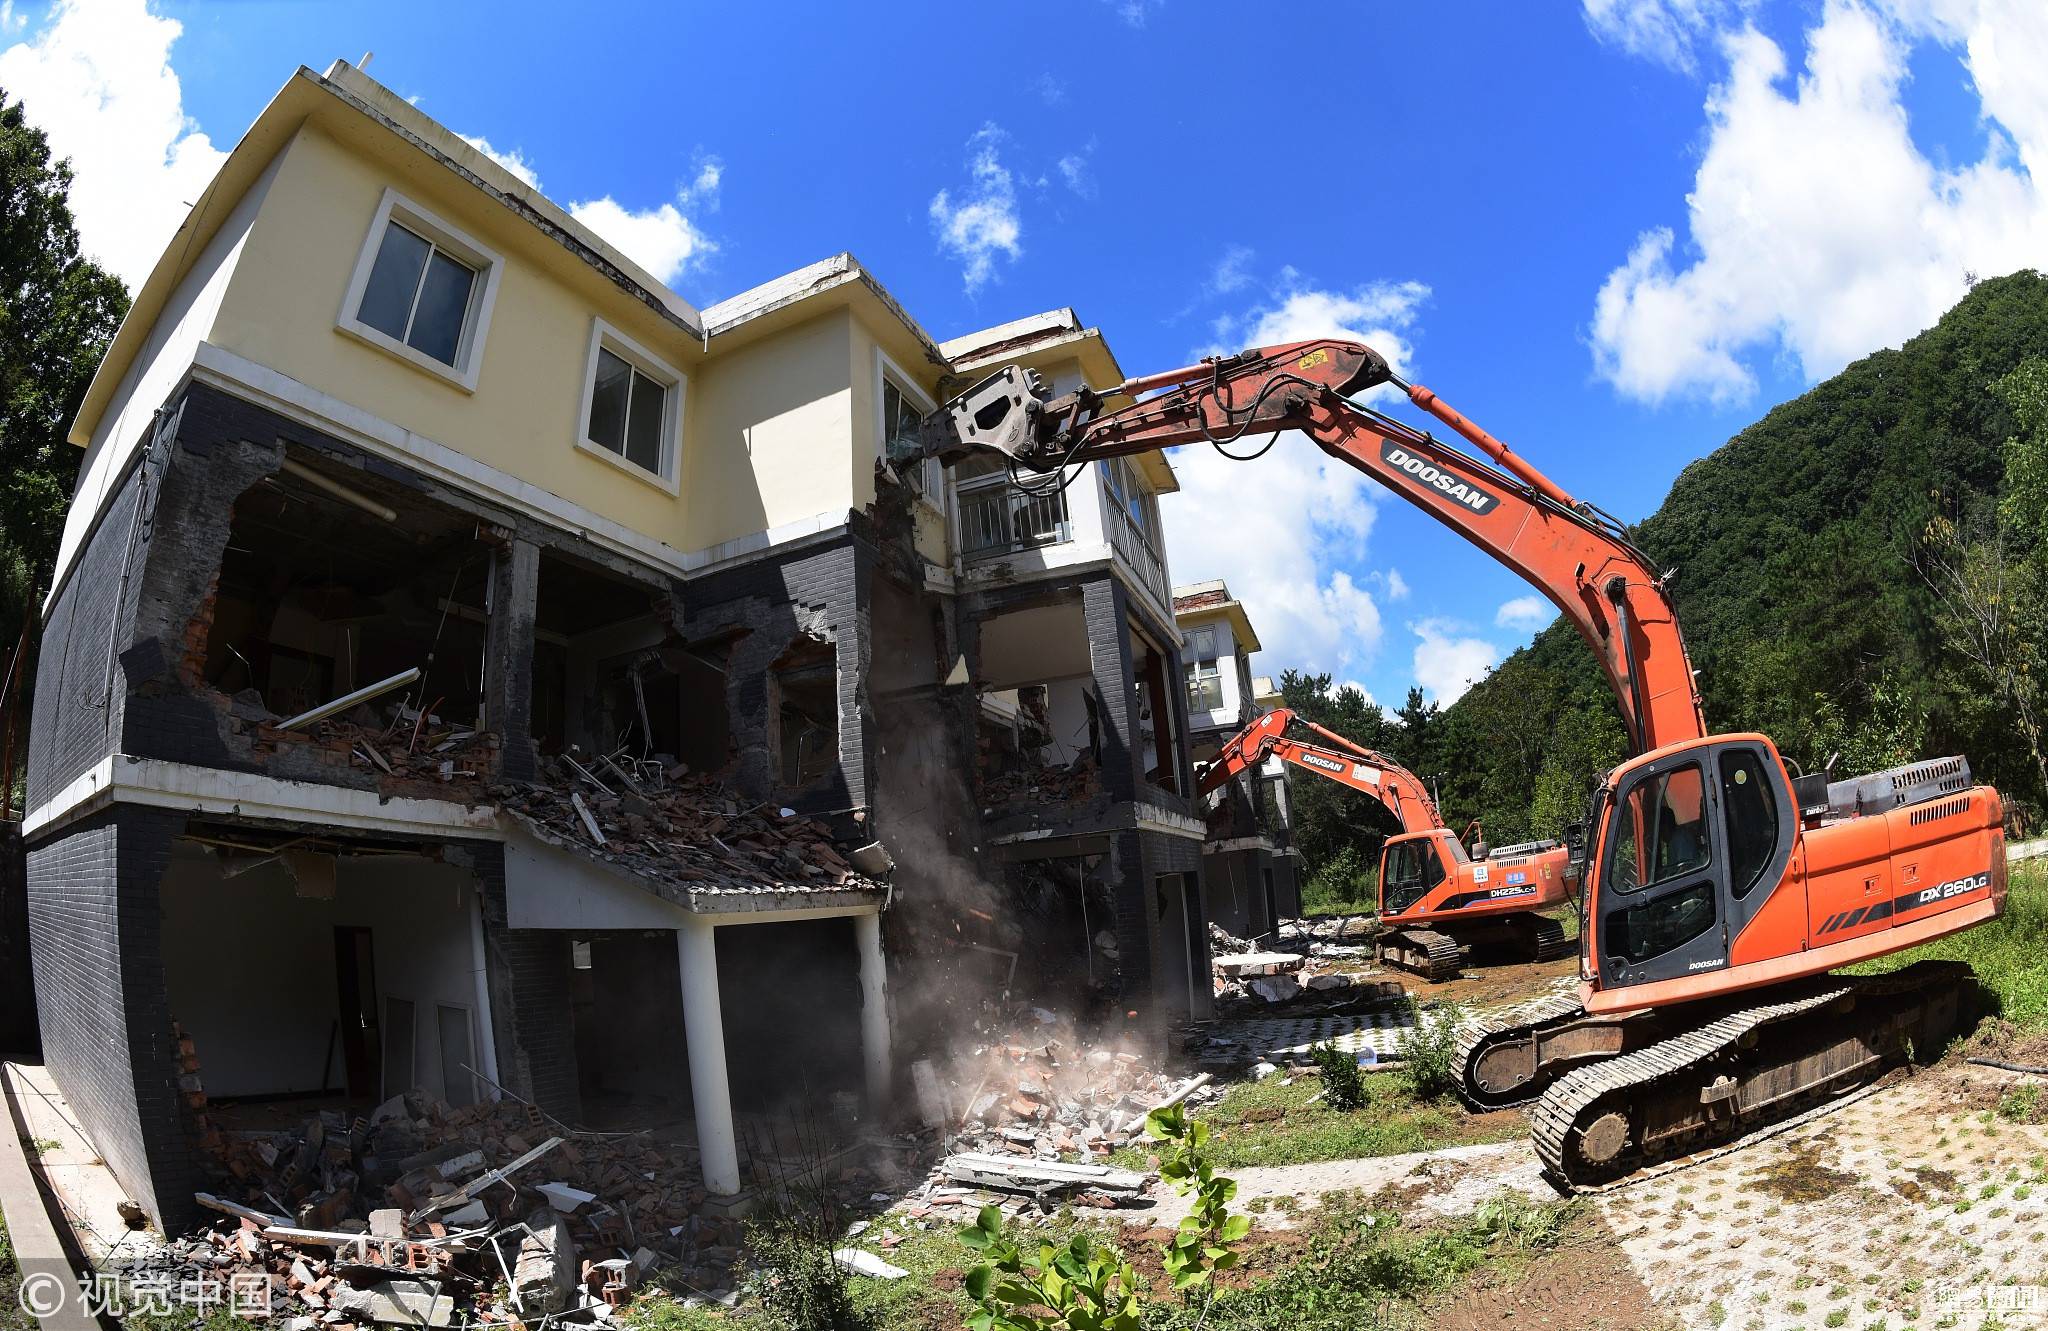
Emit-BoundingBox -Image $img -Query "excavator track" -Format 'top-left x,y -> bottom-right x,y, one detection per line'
1375,927 -> 1462,982
1453,990 -> 1588,1110
1531,960 -> 1970,1190
1524,914 -> 1574,962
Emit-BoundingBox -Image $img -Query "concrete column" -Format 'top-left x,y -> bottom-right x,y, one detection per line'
677,918 -> 741,1197
854,911 -> 891,1114
484,537 -> 541,782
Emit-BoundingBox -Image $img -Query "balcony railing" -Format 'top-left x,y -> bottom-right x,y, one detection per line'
1104,497 -> 1170,609
959,479 -> 1071,560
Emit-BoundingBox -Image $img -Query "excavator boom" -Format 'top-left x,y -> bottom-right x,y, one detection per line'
917,341 -> 1706,755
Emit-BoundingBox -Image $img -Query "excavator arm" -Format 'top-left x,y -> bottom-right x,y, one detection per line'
1197,707 -> 1442,832
909,341 -> 1706,756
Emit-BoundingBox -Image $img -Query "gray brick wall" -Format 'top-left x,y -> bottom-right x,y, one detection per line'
465,843 -> 583,1122
26,806 -> 199,1231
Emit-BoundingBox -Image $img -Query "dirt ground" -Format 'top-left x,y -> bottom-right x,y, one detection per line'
1419,950 -> 1582,1008
1425,1206 -> 1680,1331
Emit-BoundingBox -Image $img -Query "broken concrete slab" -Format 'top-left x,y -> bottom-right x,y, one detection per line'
833,1249 -> 908,1280
1213,951 -> 1304,978
512,1208 -> 577,1315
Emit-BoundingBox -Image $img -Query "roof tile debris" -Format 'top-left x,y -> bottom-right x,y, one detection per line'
492,751 -> 885,899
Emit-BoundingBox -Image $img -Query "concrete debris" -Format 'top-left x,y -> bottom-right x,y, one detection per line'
1213,951 -> 1304,978
495,751 -> 887,897
512,1208 -> 577,1315
940,1154 -> 1148,1202
1209,916 -> 1403,1015
831,1248 -> 909,1280
145,1091 -> 760,1326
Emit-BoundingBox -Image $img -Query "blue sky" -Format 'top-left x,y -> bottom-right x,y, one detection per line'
5,0 -> 2042,709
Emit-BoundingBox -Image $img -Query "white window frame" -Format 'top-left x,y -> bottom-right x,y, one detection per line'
574,317 -> 686,493
875,348 -> 943,512
337,188 -> 504,392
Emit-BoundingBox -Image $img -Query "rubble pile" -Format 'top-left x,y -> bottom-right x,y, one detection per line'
138,1092 -> 752,1326
217,686 -> 498,791
1208,918 -> 1394,1014
976,752 -> 1101,811
901,1011 -> 1204,1187
494,751 -> 884,896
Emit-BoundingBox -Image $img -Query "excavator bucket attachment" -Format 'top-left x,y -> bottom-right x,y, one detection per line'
894,365 -> 1051,470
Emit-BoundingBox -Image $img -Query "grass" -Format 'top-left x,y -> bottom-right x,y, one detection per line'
1117,1065 -> 1518,1171
0,1215 -> 30,1331
1846,861 -> 2048,1030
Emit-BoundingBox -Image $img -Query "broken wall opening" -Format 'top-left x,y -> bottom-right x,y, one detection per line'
199,450 -> 495,775
1001,851 -> 1120,1016
1129,626 -> 1181,796
973,600 -> 1103,814
156,826 -> 491,1118
768,636 -> 837,792
531,550 -> 698,767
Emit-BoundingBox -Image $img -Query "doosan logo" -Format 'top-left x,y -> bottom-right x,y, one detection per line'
1381,442 -> 1499,514
1299,752 -> 1345,773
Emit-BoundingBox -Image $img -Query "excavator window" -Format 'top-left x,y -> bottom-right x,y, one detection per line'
1381,839 -> 1446,914
1720,749 -> 1779,899
1604,763 -> 1711,895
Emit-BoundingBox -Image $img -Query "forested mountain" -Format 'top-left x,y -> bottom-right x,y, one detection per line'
1285,270 -> 2048,894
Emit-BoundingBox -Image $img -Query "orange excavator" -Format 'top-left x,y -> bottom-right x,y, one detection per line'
1198,707 -> 1576,978
900,339 -> 2006,1186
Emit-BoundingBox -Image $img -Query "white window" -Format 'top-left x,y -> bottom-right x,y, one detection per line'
877,351 -> 942,504
576,319 -> 685,489
338,189 -> 503,391
1185,625 -> 1223,711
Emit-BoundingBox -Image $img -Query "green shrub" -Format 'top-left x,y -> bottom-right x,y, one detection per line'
1307,1041 -> 1366,1112
742,1211 -> 874,1331
1396,998 -> 1464,1101
1997,1082 -> 2043,1124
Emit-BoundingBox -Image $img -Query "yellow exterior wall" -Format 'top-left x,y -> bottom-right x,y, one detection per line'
211,125 -> 868,559
681,307 -> 854,553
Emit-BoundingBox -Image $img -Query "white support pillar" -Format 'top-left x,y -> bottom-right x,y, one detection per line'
677,918 -> 741,1197
855,910 -> 892,1113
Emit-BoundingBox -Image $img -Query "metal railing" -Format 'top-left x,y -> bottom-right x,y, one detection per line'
1103,495 -> 1171,607
958,478 -> 1071,560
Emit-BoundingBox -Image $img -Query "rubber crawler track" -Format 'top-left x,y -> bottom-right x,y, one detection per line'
1528,915 -> 1574,962
1531,960 -> 1968,1190
1453,990 -> 1587,1110
1377,927 -> 1462,982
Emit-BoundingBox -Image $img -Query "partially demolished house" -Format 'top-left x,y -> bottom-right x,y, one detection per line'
1175,583 -> 1299,940
20,60 -> 1211,1232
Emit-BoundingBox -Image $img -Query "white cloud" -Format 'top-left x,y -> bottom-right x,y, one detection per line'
567,157 -> 722,286
1208,245 -> 1256,296
1337,680 -> 1378,706
930,123 -> 1023,293
1591,0 -> 2048,404
0,0 -> 227,292
1581,0 -> 1743,72
0,2 -> 26,34
460,134 -> 539,189
1384,569 -> 1411,602
1057,151 -> 1095,200
1159,274 -> 1431,685
1411,618 -> 1499,706
1495,594 -> 1552,630
1105,0 -> 1163,27
1035,72 -> 1066,106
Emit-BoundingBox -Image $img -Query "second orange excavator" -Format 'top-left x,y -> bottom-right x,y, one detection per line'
1198,708 -> 1576,979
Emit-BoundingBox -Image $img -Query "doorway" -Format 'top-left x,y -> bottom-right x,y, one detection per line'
332,926 -> 381,1098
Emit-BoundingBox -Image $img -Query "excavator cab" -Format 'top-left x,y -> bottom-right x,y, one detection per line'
1378,832 -> 1449,917
1585,736 -> 1798,990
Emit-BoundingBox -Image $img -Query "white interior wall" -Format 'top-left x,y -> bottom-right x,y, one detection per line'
159,841 -> 483,1100
1039,676 -> 1095,766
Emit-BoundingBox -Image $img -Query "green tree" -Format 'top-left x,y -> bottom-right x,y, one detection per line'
0,89 -> 131,803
